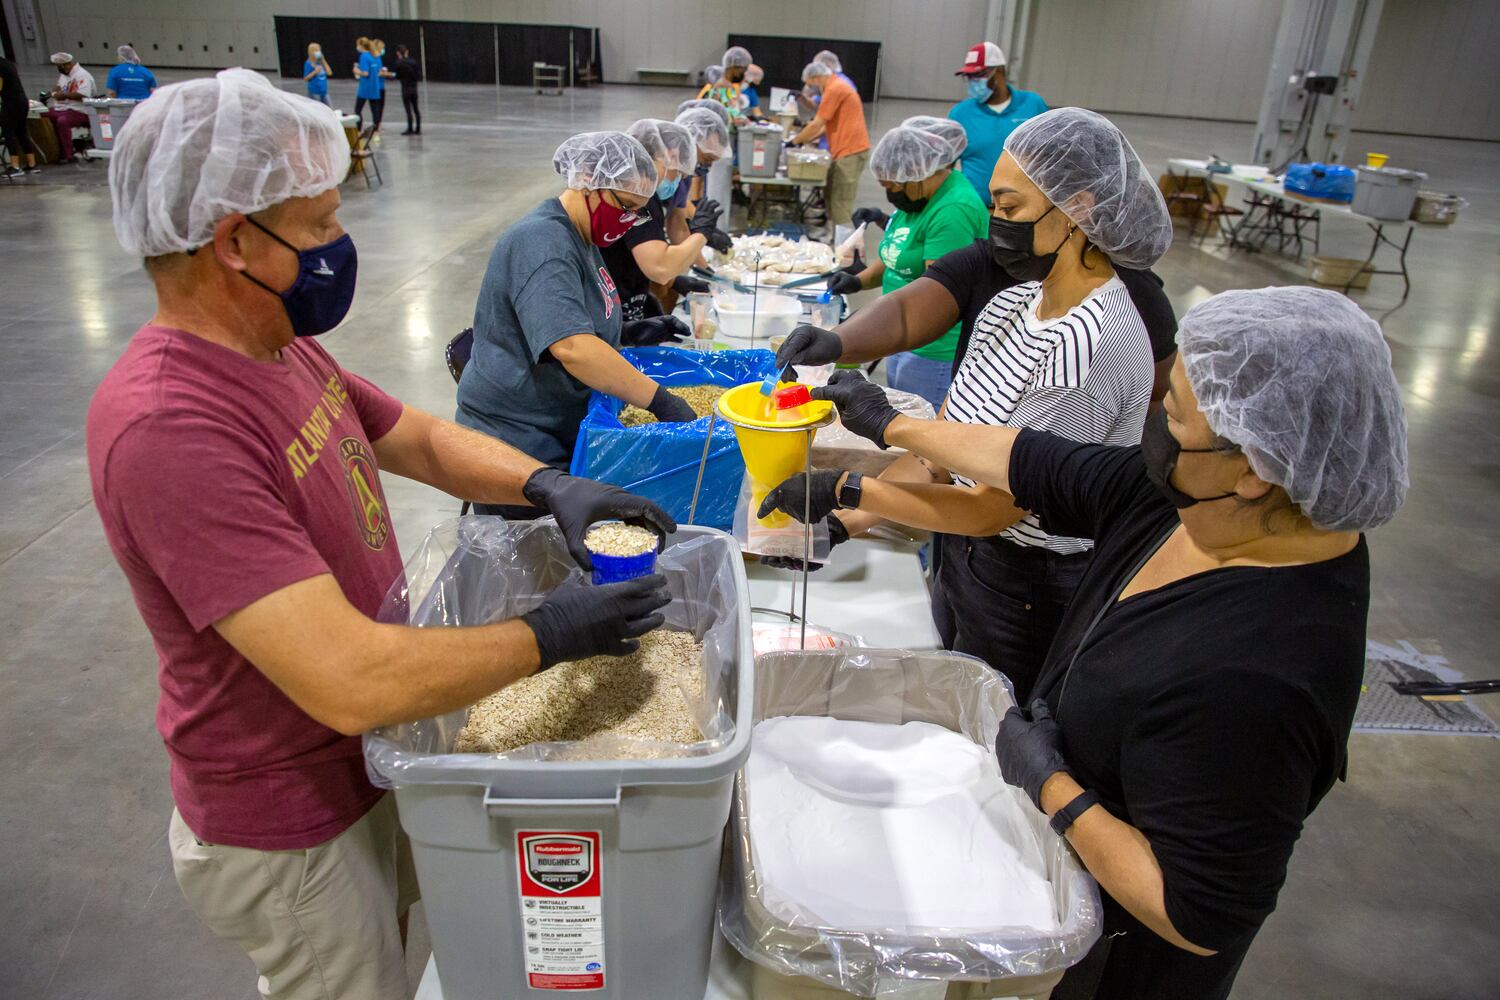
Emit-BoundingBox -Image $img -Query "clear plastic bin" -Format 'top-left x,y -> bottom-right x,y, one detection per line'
366,518 -> 754,999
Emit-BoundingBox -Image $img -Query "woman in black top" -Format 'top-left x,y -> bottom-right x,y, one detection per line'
392,45 -> 422,135
799,286 -> 1409,1000
0,57 -> 42,176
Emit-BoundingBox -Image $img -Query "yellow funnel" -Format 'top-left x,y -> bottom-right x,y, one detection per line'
717,382 -> 835,527
1366,152 -> 1389,168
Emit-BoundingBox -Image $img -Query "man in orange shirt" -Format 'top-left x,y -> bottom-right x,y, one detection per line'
791,61 -> 870,229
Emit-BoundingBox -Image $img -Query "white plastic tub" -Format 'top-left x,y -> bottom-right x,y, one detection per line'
712,289 -> 806,344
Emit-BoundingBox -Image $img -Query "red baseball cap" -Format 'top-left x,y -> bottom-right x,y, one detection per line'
955,42 -> 1007,76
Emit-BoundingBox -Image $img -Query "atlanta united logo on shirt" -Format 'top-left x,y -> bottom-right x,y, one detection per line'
338,437 -> 390,550
596,266 -> 619,320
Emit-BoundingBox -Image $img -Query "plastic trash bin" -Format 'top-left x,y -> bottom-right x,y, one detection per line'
1351,166 -> 1427,221
738,122 -> 785,179
80,98 -> 137,155
720,648 -> 1101,999
366,518 -> 755,1000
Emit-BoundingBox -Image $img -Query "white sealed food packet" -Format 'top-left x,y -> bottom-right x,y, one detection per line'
752,621 -> 863,654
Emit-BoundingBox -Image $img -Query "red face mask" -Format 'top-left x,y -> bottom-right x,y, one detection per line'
587,193 -> 638,247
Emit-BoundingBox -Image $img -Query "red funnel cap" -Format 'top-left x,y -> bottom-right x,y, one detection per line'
773,384 -> 812,410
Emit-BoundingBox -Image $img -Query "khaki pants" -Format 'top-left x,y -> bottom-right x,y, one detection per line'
825,150 -> 871,228
169,794 -> 420,1000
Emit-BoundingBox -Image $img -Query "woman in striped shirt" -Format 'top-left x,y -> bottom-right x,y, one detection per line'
766,108 -> 1173,700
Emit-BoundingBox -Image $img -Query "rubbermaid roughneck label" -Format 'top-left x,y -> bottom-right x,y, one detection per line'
517,831 -> 605,991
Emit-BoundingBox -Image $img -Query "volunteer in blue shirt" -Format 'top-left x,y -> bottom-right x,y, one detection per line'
353,37 -> 386,132
105,46 -> 156,100
948,42 -> 1047,206
303,43 -> 330,107
456,131 -> 699,514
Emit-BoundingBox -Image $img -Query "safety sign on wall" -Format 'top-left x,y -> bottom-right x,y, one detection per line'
516,831 -> 605,991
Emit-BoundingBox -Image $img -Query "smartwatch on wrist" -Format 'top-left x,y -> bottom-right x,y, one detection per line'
1049,789 -> 1100,836
837,471 -> 865,510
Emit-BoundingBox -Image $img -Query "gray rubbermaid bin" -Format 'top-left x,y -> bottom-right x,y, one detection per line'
1351,166 -> 1427,221
366,518 -> 754,999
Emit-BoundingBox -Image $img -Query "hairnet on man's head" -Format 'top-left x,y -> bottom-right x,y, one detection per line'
1178,287 -> 1408,532
901,115 -> 968,162
676,98 -> 730,126
50,52 -> 73,65
109,69 -> 349,258
814,50 -> 842,73
118,45 -> 141,65
553,131 -> 657,198
627,119 -> 696,176
1003,107 -> 1172,268
871,126 -> 949,184
704,64 -> 724,84
722,46 -> 753,69
674,107 -> 731,159
745,64 -> 764,85
802,62 -> 832,83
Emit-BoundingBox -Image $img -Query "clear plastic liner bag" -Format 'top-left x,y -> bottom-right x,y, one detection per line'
734,476 -> 832,561
719,649 -> 1101,996
570,347 -> 777,531
363,517 -> 746,785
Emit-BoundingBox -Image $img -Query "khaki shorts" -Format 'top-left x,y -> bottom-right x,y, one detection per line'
169,794 -> 420,1000
825,149 -> 871,228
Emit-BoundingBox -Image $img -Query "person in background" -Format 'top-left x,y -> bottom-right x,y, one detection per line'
353,38 -> 385,132
698,64 -> 723,95
790,61 -> 870,231
391,44 -> 421,135
456,131 -> 701,509
106,45 -> 156,100
667,103 -> 732,246
1,55 -> 42,177
828,126 -> 988,409
739,63 -> 765,120
96,68 -> 674,1000
44,51 -> 95,163
601,119 -> 730,324
814,49 -> 856,93
807,287 -> 1407,1000
700,47 -> 752,121
302,42 -> 330,106
948,42 -> 1048,206
769,108 -> 1174,701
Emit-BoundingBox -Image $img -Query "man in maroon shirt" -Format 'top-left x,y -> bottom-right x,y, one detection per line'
89,69 -> 674,1000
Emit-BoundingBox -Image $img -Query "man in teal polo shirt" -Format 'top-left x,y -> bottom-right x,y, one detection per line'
947,42 -> 1047,206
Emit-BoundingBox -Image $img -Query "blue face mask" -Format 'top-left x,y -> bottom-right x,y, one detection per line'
657,176 -> 679,201
967,77 -> 993,103
242,216 -> 358,338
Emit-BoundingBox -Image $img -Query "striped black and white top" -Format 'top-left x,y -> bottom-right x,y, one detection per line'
944,276 -> 1154,554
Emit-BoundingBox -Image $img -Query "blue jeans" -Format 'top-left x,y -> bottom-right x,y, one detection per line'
885,352 -> 953,411
308,92 -> 331,107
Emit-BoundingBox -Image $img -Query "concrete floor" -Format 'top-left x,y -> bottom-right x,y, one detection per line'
1,71 -> 1497,999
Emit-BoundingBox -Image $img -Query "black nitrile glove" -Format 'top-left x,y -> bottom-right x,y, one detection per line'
825,270 -> 864,296
621,315 -> 690,347
851,207 -> 890,230
689,198 -> 724,238
673,274 -> 711,296
646,384 -> 698,423
812,370 -> 900,448
703,227 -> 734,253
759,515 -> 848,572
774,324 -> 844,376
996,698 -> 1071,810
757,469 -> 846,524
522,467 -> 676,570
522,575 -> 671,669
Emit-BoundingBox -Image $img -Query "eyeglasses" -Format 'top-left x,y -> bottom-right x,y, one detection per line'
600,190 -> 650,226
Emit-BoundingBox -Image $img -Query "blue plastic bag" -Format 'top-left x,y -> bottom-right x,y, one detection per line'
570,348 -> 777,531
1283,162 -> 1356,203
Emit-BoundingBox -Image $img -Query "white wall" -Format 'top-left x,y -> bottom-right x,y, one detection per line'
1354,0 -> 1500,141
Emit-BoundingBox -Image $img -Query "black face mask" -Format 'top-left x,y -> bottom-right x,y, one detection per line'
885,188 -> 929,214
986,204 -> 1072,282
1140,408 -> 1237,509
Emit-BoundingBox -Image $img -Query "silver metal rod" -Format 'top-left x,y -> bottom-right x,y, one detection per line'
688,409 -> 716,526
800,430 -> 813,650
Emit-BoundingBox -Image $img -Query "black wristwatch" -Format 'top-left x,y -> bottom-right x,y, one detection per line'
837,471 -> 864,511
1049,789 -> 1100,835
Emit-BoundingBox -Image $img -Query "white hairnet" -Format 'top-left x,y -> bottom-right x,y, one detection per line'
552,131 -> 657,197
118,45 -> 141,65
1003,107 -> 1172,268
871,126 -> 950,184
50,52 -> 72,65
674,107 -> 731,159
746,64 -> 764,85
676,97 -> 730,125
902,115 -> 968,162
815,50 -> 843,73
109,69 -> 349,258
704,64 -> 724,84
722,46 -> 753,69
1179,287 -> 1408,532
802,62 -> 832,83
627,118 -> 696,176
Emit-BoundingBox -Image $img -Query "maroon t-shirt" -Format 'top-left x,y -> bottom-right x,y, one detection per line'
87,325 -> 406,850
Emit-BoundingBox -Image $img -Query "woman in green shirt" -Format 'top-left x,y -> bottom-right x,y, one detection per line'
827,126 -> 989,407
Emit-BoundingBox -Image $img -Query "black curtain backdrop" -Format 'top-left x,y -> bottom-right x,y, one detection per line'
726,34 -> 880,104
274,16 -> 599,86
